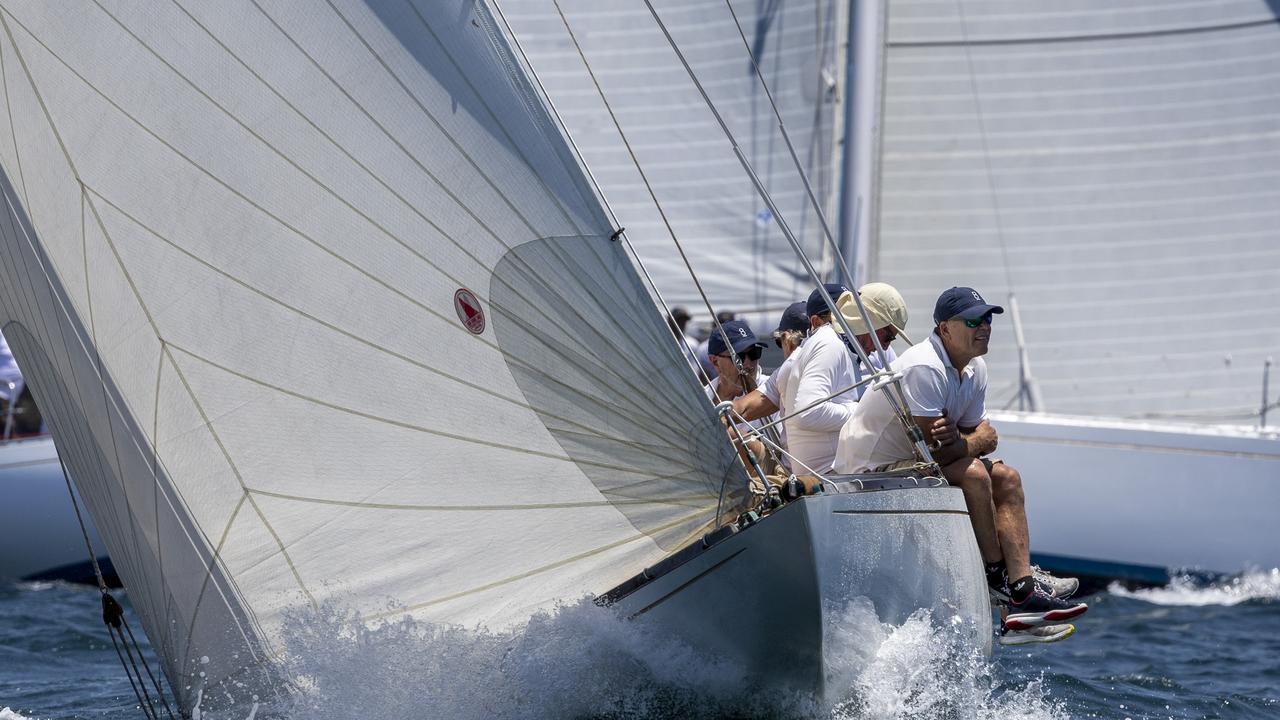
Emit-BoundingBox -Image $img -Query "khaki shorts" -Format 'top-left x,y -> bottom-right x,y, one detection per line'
869,455 -> 1002,473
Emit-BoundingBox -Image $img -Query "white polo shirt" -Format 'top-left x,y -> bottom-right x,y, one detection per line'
833,332 -> 988,473
758,324 -> 857,474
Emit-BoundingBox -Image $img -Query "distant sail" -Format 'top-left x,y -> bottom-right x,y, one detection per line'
500,0 -> 846,325
878,0 -> 1280,420
0,0 -> 740,712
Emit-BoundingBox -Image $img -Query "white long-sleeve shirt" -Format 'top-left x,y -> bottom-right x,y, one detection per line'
759,324 -> 857,474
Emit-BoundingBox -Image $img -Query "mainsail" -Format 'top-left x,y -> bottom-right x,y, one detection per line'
877,0 -> 1280,420
499,0 -> 846,326
0,0 -> 740,710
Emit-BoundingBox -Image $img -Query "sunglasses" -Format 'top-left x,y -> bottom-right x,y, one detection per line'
718,347 -> 763,362
961,313 -> 994,329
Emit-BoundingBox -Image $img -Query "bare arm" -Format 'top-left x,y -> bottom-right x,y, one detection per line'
912,414 -> 969,466
733,389 -> 778,422
959,419 -> 998,457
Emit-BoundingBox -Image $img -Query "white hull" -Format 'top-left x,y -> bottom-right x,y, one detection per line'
993,411 -> 1280,580
0,435 -> 111,583
609,485 -> 991,703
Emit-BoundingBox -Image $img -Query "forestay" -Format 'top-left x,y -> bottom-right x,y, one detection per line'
499,0 -> 846,327
0,0 -> 740,711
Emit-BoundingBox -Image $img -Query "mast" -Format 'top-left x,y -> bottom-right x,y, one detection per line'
838,0 -> 887,287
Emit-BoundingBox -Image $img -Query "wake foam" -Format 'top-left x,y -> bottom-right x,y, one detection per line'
825,601 -> 1065,720
1109,568 -> 1280,607
275,597 -> 1066,719
0,709 -> 36,720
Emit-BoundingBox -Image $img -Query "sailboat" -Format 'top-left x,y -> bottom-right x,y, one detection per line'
503,0 -> 1280,591
0,0 -> 988,714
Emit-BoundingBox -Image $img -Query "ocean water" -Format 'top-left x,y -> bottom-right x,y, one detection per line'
1,571 -> 1277,719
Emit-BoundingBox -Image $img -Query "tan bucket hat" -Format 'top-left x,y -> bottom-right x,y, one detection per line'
836,283 -> 912,344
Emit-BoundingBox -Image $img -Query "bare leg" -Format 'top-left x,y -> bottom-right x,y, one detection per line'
990,462 -> 1031,581
942,458 -> 1001,564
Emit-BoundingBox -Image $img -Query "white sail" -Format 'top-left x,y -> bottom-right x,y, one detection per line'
0,0 -> 742,711
498,0 -> 847,326
877,0 -> 1280,420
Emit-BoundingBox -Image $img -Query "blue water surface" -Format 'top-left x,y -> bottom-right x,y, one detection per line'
1,571 -> 1277,719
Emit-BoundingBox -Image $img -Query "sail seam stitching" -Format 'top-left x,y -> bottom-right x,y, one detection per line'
888,17 -> 1280,49
246,487 -> 718,512
0,11 -> 271,681
366,506 -> 715,620
82,185 -> 698,465
16,3 -> 698,447
0,10 -> 164,607
162,340 -> 690,476
160,344 -> 317,607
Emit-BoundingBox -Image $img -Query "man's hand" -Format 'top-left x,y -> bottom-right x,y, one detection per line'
959,420 -> 998,457
913,412 -> 968,465
930,411 -> 960,447
733,390 -> 778,422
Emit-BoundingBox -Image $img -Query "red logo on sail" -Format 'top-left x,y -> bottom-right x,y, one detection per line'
454,288 -> 486,335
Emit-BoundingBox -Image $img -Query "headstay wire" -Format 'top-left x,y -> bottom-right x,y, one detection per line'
55,451 -> 176,720
719,0 -> 909,409
639,0 -> 937,465
487,0 -> 746,394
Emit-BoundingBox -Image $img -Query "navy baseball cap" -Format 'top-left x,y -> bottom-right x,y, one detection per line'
932,287 -> 1005,324
707,320 -> 767,357
775,302 -> 809,334
805,283 -> 849,318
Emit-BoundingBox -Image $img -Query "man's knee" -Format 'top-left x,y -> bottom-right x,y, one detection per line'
990,462 -> 1024,504
942,457 -> 990,488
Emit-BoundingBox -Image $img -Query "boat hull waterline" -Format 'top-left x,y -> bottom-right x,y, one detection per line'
609,485 -> 992,704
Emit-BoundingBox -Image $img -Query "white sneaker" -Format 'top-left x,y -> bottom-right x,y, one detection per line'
999,622 -> 1075,646
1032,565 -> 1080,599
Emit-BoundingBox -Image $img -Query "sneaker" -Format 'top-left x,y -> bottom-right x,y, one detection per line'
1032,565 -> 1080,600
1003,583 -> 1089,630
989,572 -> 1079,605
999,622 -> 1075,646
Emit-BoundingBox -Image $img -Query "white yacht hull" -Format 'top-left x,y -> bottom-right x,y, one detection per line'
0,435 -> 113,584
608,485 -> 991,703
993,411 -> 1280,583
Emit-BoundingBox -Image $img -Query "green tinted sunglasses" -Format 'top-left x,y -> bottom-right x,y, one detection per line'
963,313 -> 994,329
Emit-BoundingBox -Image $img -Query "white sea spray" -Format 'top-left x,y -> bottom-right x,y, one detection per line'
272,596 -> 1066,719
824,603 -> 1066,720
1109,568 -> 1280,607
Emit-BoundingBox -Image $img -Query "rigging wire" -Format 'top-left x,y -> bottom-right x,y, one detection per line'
638,0 -> 936,465
487,0 -> 742,394
953,0 -> 1044,412
490,0 -> 795,490
953,0 -> 1017,295
718,1 -> 900,373
55,453 -> 177,720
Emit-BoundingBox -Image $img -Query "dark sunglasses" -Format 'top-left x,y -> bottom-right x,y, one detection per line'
719,346 -> 763,362
962,313 -> 994,329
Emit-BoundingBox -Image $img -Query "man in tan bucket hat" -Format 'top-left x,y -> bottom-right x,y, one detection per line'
834,282 -> 912,399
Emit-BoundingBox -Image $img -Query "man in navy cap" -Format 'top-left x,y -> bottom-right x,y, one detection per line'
834,287 -> 1085,637
704,319 -> 769,408
771,301 -> 809,360
704,319 -> 778,481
